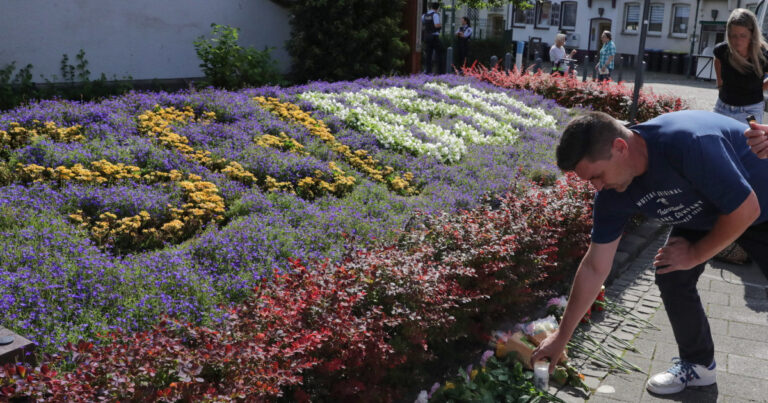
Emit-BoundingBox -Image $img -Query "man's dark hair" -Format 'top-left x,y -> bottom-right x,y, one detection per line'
430,2 -> 440,10
556,111 -> 627,171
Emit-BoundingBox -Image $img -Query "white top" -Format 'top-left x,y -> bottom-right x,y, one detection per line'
456,25 -> 472,39
549,45 -> 566,65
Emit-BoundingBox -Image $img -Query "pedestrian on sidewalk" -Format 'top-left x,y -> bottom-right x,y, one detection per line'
713,8 -> 768,124
550,33 -> 577,76
530,110 -> 768,395
455,16 -> 472,67
595,31 -> 615,82
422,2 -> 444,75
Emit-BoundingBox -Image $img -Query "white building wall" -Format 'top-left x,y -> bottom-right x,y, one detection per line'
0,0 -> 291,82
509,0 -> 721,56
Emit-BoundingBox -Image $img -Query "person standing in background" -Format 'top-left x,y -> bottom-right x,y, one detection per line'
422,2 -> 444,74
550,33 -> 577,76
456,16 -> 473,68
596,31 -> 615,82
714,8 -> 768,124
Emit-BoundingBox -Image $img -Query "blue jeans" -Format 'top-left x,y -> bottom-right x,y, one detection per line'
713,98 -> 765,124
656,222 -> 768,365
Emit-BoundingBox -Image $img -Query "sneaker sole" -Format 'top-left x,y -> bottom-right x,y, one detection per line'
646,379 -> 716,395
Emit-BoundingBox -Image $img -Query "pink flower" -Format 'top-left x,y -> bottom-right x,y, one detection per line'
480,350 -> 494,367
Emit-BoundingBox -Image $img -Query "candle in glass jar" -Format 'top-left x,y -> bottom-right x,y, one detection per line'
533,360 -> 549,390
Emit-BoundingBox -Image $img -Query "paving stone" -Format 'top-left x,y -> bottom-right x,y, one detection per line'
629,282 -> 651,291
553,387 -> 589,403
630,311 -> 652,322
726,354 -> 768,380
716,396 -> 759,403
580,365 -> 609,380
706,317 -> 729,336
634,306 -> 657,317
698,290 -> 730,307
624,288 -> 646,298
618,295 -> 641,305
0,326 -> 35,365
593,372 -> 646,402
713,336 -> 768,360
729,295 -> 768,310
614,251 -> 631,266
647,290 -> 661,299
651,342 -> 681,362
641,384 -> 720,402
715,371 -> 768,402
708,280 -> 752,295
707,304 -> 768,326
623,338 -> 656,362
714,351 -> 728,370
584,374 -> 602,390
697,277 -> 712,291
728,321 -> 768,342
614,330 -> 636,342
637,299 -> 658,309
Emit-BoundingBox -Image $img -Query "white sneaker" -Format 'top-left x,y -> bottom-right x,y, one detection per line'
646,358 -> 716,395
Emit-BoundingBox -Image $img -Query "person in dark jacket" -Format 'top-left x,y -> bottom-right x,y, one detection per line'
455,16 -> 473,67
422,2 -> 444,74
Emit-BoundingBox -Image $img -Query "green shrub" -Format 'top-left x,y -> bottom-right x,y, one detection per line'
0,62 -> 37,110
44,49 -> 133,102
193,23 -> 282,89
285,0 -> 410,82
0,50 -> 132,111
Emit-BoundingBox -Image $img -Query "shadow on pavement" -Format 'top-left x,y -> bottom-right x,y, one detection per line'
646,383 -> 719,402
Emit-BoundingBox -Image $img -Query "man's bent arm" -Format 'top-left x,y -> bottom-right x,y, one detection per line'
656,191 -> 760,273
531,237 -> 620,370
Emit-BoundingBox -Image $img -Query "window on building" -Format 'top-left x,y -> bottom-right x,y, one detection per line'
649,3 -> 664,33
513,5 -> 527,25
560,1 -> 577,30
550,2 -> 561,27
536,1 -> 552,28
671,4 -> 690,34
624,3 -> 640,33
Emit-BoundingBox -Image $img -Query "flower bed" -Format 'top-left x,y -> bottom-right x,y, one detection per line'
461,65 -> 688,122
0,75 -> 566,353
1,173 -> 593,401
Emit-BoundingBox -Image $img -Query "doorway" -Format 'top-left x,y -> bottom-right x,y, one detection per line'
591,19 -> 612,52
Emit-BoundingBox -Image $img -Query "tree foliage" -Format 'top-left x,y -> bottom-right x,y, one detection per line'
285,0 -> 410,83
457,0 -> 532,9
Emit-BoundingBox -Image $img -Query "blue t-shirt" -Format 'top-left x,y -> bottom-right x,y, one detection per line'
592,110 -> 768,243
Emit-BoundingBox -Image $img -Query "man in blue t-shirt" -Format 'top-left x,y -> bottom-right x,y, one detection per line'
530,110 -> 768,395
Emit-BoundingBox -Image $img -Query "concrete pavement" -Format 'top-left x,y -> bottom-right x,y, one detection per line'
614,67 -> 768,122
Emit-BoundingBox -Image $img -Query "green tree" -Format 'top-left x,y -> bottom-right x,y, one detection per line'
285,0 -> 410,82
457,0 -> 533,9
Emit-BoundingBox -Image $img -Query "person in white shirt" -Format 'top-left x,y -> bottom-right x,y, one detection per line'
550,33 -> 577,76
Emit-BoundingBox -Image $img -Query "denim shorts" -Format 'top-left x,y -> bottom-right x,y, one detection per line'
713,98 -> 765,124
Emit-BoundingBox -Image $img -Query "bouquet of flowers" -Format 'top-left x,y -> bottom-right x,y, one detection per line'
494,317 -> 588,392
